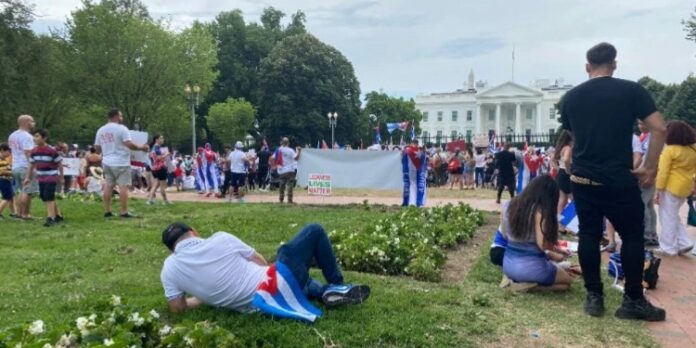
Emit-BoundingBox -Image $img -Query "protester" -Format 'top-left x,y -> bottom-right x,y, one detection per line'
24,129 -> 64,227
474,148 -> 486,188
275,137 -> 301,204
638,121 -> 659,247
494,144 -> 517,203
501,175 -> 577,291
560,42 -> 666,321
463,149 -> 475,189
229,141 -> 250,203
159,222 -> 370,314
147,134 -> 171,205
447,148 -> 463,190
0,143 -> 18,219
257,145 -> 271,192
654,120 -> 696,256
554,130 -> 573,217
173,162 -> 184,192
95,108 -> 149,218
8,114 -> 36,219
246,148 -> 258,192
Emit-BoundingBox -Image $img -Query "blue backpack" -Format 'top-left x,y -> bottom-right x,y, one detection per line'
607,251 -> 660,290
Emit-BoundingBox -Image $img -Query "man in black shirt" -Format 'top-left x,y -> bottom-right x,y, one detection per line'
494,144 -> 516,203
257,146 -> 271,191
560,42 -> 666,321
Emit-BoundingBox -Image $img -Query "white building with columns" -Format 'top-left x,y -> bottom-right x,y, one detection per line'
415,71 -> 572,142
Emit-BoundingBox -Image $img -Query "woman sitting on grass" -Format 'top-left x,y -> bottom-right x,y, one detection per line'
502,175 -> 578,291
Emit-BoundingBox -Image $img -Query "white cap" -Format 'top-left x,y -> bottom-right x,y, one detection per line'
235,141 -> 244,149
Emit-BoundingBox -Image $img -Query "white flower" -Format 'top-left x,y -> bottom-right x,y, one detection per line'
103,338 -> 114,346
55,333 -> 76,348
88,314 -> 97,322
184,335 -> 195,346
129,312 -> 145,327
110,295 -> 121,306
149,309 -> 160,319
75,317 -> 89,334
42,344 -> 53,348
28,320 -> 44,335
14,344 -> 21,348
159,325 -> 172,337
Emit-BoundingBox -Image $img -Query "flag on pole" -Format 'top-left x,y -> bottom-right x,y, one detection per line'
410,121 -> 416,141
316,140 -> 320,149
386,123 -> 400,134
488,132 -> 498,153
321,140 -> 328,149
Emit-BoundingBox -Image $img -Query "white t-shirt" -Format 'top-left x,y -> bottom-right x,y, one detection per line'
228,150 -> 247,174
632,134 -> 641,154
276,146 -> 297,175
8,129 -> 34,170
95,123 -> 132,167
160,232 -> 268,312
474,154 -> 486,168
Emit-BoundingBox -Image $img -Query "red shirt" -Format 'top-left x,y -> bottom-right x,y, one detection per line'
29,145 -> 62,183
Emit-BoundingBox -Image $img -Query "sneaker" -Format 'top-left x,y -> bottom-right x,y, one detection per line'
104,212 -> 114,218
678,244 -> 694,256
601,242 -> 617,253
584,292 -> 605,317
55,215 -> 64,223
321,284 -> 370,307
644,239 -> 659,247
652,248 -> 677,257
615,296 -> 666,321
9,213 -> 21,220
44,218 -> 57,227
120,212 -> 138,219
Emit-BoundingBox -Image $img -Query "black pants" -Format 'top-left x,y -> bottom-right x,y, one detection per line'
257,167 -> 268,189
497,175 -> 515,201
221,170 -> 232,196
572,183 -> 645,300
231,173 -> 246,196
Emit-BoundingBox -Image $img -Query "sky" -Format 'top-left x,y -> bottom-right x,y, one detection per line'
29,0 -> 696,99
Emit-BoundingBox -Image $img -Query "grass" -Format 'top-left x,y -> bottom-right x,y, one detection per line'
203,186 -> 498,200
0,200 -> 657,347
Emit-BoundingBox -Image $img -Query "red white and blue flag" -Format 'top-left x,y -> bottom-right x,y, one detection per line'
252,262 -> 323,322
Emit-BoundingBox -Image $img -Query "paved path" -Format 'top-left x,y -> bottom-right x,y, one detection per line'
151,191 -> 695,347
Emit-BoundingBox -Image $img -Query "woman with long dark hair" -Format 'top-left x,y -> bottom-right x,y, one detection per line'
147,134 -> 171,205
502,175 -> 576,290
654,121 -> 696,256
554,130 -> 573,218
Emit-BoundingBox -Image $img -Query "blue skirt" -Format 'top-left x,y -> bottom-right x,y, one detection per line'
503,242 -> 557,286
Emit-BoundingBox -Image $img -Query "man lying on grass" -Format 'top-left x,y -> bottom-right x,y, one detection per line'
160,222 -> 370,321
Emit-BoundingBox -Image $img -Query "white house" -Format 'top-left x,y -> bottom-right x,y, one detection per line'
415,70 -> 572,142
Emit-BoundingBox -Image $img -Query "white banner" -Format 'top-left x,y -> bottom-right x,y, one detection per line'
129,131 -> 149,165
297,149 -> 403,189
62,158 -> 81,176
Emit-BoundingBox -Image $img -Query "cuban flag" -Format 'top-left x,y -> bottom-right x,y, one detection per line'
374,126 -> 381,145
252,262 -> 323,323
410,122 -> 416,141
488,132 -> 498,154
398,121 -> 409,132
386,123 -> 400,134
559,201 -> 579,234
516,152 -> 530,194
402,146 -> 427,207
321,140 -> 329,149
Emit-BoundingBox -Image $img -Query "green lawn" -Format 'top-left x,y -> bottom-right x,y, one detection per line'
1,200 -> 657,347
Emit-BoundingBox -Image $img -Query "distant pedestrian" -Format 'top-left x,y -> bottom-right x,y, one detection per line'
147,134 -> 171,205
228,141 -> 250,203
8,114 -> 36,219
275,137 -> 301,204
257,145 -> 271,191
0,143 -> 18,219
494,144 -> 517,203
24,129 -> 64,227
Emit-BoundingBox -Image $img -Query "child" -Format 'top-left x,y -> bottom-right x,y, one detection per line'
0,143 -> 18,219
24,129 -> 64,227
174,162 -> 184,192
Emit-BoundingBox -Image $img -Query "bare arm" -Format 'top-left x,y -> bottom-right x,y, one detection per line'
632,112 -> 667,187
123,139 -> 149,152
24,163 -> 35,184
632,152 -> 642,170
294,147 -> 301,160
167,296 -> 202,313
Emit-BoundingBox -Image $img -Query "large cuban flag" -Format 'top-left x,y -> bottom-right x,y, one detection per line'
252,262 -> 323,323
559,201 -> 579,234
516,152 -> 531,194
402,147 -> 427,207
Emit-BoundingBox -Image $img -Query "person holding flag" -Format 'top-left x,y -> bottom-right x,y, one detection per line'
402,139 -> 427,207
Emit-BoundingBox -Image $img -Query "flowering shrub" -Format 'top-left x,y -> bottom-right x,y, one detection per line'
0,296 -> 241,348
329,203 -> 485,282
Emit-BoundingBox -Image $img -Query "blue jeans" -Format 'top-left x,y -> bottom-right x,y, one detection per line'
276,224 -> 344,296
474,167 -> 484,187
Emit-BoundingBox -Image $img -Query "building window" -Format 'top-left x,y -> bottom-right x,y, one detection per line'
466,129 -> 472,138
436,130 -> 443,140
549,108 -> 556,120
526,109 -> 533,120
451,130 -> 458,140
422,112 -> 429,122
549,128 -> 556,135
488,109 -> 495,121
451,111 -> 458,122
466,110 -> 473,121
422,131 -> 429,139
437,111 -> 443,122
507,112 -> 514,122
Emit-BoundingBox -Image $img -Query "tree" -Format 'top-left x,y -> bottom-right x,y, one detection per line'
665,75 -> 696,128
206,97 -> 256,146
258,33 -> 361,146
684,6 -> 696,44
362,91 -> 423,144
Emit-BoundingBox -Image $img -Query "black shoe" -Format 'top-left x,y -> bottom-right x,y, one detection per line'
55,215 -> 64,223
104,212 -> 114,218
321,284 -> 370,308
615,296 -> 666,321
44,218 -> 57,227
120,212 -> 138,218
495,199 -> 501,204
584,292 -> 605,317
644,239 -> 659,247
9,213 -> 21,219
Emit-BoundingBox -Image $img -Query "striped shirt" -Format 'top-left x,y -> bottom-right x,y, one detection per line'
29,146 -> 63,183
0,157 -> 11,180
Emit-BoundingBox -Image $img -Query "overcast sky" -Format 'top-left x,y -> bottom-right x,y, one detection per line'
29,0 -> 696,99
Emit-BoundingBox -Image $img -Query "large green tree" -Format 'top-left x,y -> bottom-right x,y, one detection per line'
206,97 -> 256,146
664,75 -> 696,128
258,33 -> 361,146
362,91 -> 422,144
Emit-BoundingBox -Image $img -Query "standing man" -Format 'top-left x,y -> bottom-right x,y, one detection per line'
494,144 -> 517,204
638,121 -> 659,247
257,145 -> 271,192
228,141 -> 250,203
8,115 -> 36,219
275,137 -> 300,204
560,43 -> 666,321
95,108 -> 149,218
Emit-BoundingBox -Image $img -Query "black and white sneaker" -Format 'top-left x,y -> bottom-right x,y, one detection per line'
44,218 -> 57,227
104,212 -> 114,218
120,212 -> 139,219
321,284 -> 370,307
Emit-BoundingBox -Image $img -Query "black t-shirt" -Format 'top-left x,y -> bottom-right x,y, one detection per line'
560,77 -> 657,187
257,150 -> 271,168
494,150 -> 516,178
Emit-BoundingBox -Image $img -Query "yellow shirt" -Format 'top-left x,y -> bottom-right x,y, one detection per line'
655,144 -> 696,198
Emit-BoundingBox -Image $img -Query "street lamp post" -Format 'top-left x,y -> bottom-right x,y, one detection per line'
327,112 -> 338,148
185,84 -> 201,155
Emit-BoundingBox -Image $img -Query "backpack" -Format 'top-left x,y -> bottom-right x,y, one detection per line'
448,158 -> 461,171
607,251 -> 660,290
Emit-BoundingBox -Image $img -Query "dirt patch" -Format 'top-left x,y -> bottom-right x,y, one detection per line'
442,211 -> 499,283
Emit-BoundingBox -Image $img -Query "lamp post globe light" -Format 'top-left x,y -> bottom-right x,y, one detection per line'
327,112 -> 338,148
185,84 -> 200,155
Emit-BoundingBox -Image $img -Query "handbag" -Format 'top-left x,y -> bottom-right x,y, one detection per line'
687,196 -> 696,227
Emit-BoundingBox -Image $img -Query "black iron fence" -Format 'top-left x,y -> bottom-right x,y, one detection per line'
420,132 -> 558,149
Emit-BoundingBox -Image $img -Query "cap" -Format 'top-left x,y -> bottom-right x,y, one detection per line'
235,141 -> 244,149
162,222 -> 192,251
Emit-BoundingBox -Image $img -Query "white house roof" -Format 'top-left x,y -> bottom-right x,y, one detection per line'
476,81 -> 544,99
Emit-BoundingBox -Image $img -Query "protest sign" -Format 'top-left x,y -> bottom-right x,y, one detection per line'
307,173 -> 332,196
130,131 -> 149,166
62,158 -> 81,176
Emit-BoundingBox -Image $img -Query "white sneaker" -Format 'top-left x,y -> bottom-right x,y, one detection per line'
678,243 -> 694,256
652,248 -> 677,257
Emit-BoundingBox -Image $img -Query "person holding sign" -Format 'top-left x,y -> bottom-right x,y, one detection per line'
147,134 -> 172,205
95,108 -> 149,218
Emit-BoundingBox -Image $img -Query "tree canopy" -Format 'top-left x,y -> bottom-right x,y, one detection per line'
206,97 -> 256,146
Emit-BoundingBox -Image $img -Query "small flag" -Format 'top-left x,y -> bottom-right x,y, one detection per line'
560,201 -> 579,235
488,132 -> 498,153
398,121 -> 409,132
321,140 -> 328,149
386,123 -> 400,134
410,121 -> 416,141
333,142 -> 339,149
